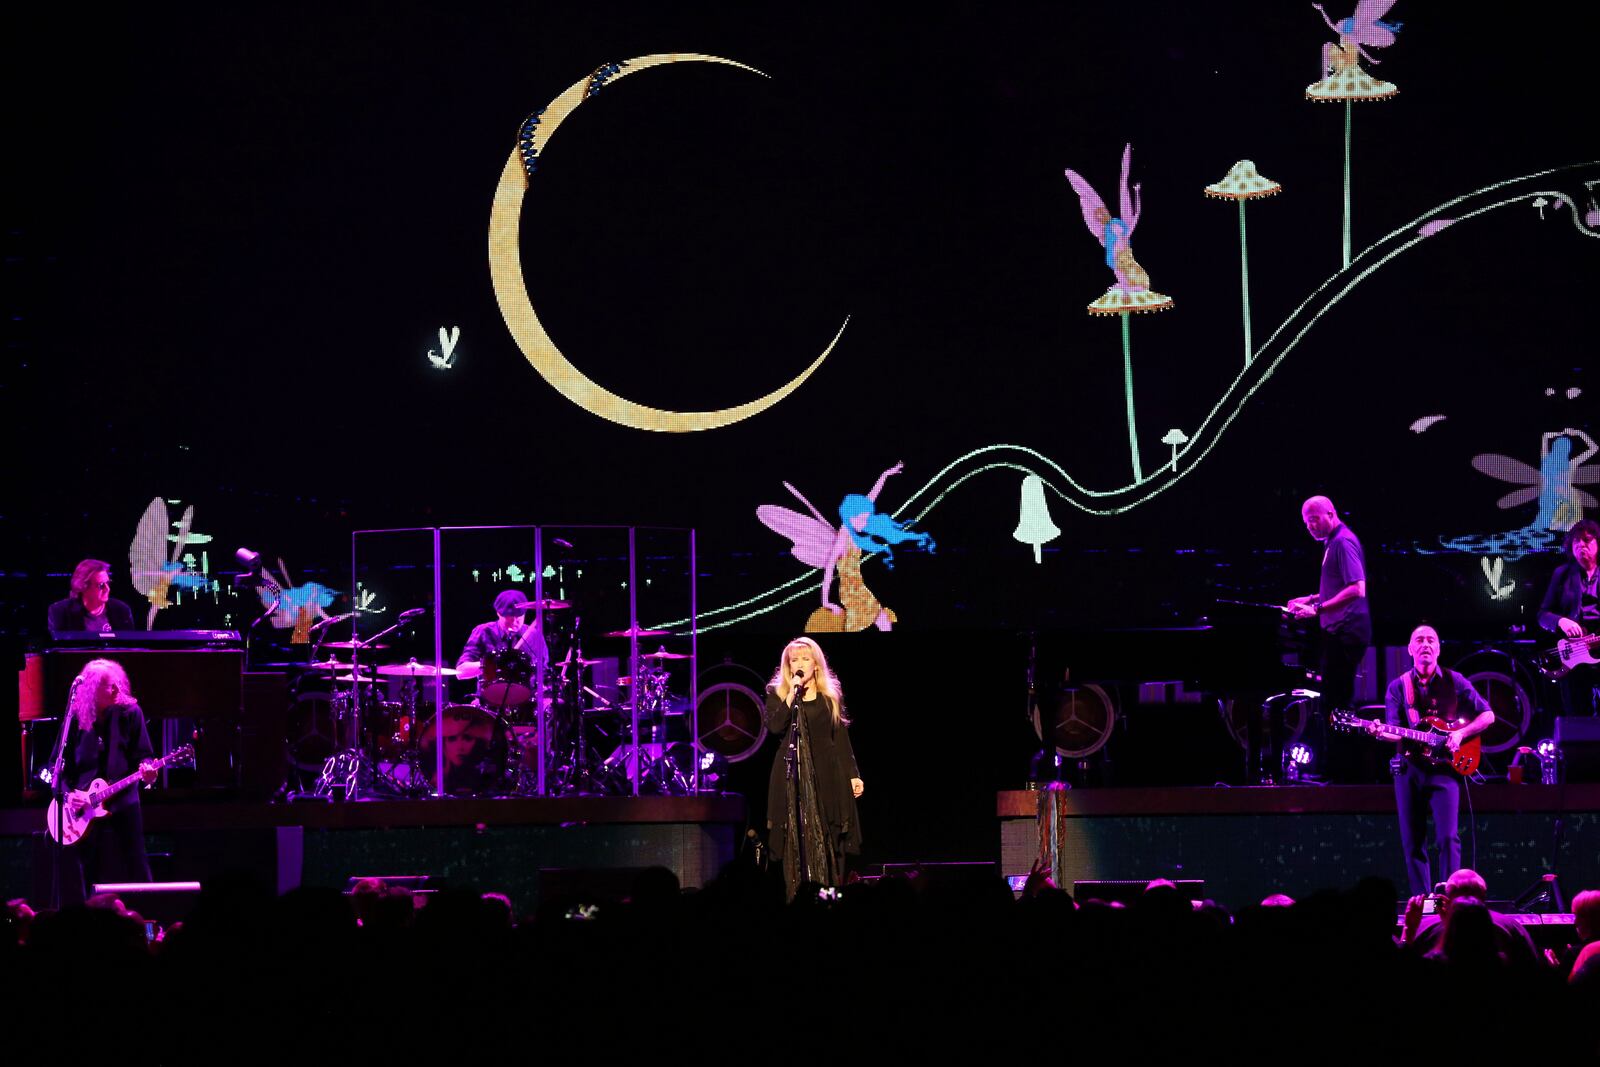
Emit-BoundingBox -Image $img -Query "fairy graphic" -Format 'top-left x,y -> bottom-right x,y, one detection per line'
1064,144 -> 1153,295
757,461 -> 935,633
129,497 -> 210,629
1473,428 -> 1600,531
254,558 -> 337,643
1312,2 -> 1402,78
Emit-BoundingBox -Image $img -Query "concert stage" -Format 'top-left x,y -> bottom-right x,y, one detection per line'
0,794 -> 746,915
999,784 -> 1600,907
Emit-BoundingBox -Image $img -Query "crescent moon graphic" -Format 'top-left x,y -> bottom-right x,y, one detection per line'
489,53 -> 849,433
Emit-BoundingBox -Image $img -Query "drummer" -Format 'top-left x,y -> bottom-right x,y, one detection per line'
455,590 -> 549,703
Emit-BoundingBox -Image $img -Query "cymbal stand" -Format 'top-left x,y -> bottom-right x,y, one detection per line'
314,615 -> 408,799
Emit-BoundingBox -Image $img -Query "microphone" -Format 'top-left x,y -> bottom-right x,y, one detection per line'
790,667 -> 807,706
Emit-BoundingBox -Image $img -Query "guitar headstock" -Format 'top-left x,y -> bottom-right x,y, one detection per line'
165,744 -> 196,769
1328,711 -> 1363,732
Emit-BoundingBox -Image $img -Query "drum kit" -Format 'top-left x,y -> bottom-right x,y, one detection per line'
281,603 -> 698,800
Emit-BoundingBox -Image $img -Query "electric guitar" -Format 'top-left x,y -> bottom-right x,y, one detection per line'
1533,632 -> 1600,680
46,745 -> 194,845
1328,711 -> 1480,776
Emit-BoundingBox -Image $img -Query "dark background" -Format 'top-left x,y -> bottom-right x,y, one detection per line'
3,3 -> 1595,865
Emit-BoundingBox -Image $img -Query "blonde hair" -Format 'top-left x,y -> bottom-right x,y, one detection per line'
768,637 -> 849,729
69,658 -> 135,731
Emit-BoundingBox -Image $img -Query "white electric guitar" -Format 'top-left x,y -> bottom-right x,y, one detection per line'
45,745 -> 194,845
1534,633 -> 1600,680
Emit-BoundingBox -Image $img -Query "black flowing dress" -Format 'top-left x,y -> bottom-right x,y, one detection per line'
765,691 -> 861,899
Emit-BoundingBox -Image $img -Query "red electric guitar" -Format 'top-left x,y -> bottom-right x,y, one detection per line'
45,745 -> 194,845
1329,711 -> 1480,776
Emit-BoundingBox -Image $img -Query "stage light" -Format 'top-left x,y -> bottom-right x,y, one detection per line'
1535,738 -> 1560,784
232,547 -> 270,590
1284,742 -> 1315,783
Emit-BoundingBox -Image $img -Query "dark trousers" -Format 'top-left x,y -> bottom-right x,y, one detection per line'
1316,629 -> 1376,780
1318,628 -> 1368,712
1557,666 -> 1598,718
55,803 -> 152,907
1393,759 -> 1460,897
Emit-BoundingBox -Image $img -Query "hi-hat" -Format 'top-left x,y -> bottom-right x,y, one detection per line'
319,640 -> 389,650
375,663 -> 459,677
512,598 -> 571,611
605,627 -> 668,638
308,659 -> 370,672
641,651 -> 690,660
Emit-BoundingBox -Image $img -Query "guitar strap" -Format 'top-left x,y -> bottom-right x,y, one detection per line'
1401,672 -> 1419,726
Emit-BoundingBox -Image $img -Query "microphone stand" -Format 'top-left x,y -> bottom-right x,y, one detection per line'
46,680 -> 79,909
785,678 -> 809,889
242,578 -> 281,674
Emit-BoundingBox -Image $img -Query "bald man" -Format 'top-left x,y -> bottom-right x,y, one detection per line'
1286,496 -> 1371,715
1379,625 -> 1497,896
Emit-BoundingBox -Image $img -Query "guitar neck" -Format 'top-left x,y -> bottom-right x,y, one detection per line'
87,752 -> 176,805
1395,721 -> 1452,743
1344,716 -> 1447,744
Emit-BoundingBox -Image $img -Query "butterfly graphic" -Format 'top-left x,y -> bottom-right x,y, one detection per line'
427,326 -> 460,370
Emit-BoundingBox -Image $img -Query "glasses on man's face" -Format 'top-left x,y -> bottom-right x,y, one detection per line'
95,581 -> 112,590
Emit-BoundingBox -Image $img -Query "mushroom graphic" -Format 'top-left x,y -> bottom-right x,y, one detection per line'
1013,475 -> 1061,564
1306,4 -> 1401,269
1161,428 -> 1190,473
1064,145 -> 1173,484
1205,161 -> 1281,367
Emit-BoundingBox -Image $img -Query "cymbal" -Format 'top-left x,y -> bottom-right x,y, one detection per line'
319,640 -> 389,650
375,663 -> 459,677
511,598 -> 571,611
605,627 -> 668,638
642,650 -> 690,660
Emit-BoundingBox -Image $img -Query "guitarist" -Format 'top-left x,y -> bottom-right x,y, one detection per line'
1378,625 -> 1496,896
1538,519 -> 1599,718
57,659 -> 157,905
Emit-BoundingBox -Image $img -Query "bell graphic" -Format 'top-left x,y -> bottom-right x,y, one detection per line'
1013,474 -> 1061,564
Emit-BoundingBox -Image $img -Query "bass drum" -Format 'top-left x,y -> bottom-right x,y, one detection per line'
285,690 -> 354,773
415,704 -> 506,796
1455,646 -> 1537,755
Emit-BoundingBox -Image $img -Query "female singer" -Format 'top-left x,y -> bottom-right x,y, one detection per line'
765,637 -> 864,899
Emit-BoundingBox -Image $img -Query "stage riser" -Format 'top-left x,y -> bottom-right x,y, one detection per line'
1,819 -> 737,915
1001,811 -> 1599,908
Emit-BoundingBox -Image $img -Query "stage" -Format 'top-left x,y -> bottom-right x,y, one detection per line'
0,794 -> 746,915
999,783 -> 1600,907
